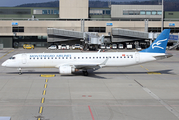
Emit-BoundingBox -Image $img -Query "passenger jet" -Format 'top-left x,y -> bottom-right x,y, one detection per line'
1,29 -> 172,76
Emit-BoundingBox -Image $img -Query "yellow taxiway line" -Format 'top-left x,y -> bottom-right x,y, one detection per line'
41,98 -> 45,103
44,84 -> 47,88
39,106 -> 43,114
42,90 -> 46,95
0,49 -> 14,59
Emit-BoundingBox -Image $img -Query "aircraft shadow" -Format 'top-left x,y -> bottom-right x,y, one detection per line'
93,69 -> 175,75
6,69 -> 175,79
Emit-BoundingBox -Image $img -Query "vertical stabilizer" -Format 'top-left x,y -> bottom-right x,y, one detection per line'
140,29 -> 170,53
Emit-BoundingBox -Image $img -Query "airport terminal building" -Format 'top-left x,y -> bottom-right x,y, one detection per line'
0,0 -> 179,48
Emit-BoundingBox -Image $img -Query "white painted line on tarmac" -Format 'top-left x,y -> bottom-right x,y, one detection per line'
143,87 -> 179,119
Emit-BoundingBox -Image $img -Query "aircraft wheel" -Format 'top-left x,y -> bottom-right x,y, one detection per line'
18,68 -> 22,75
83,71 -> 88,76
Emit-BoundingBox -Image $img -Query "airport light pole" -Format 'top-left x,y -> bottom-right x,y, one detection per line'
161,0 -> 164,32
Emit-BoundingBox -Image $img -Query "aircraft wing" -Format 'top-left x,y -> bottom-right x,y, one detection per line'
74,63 -> 101,70
55,58 -> 109,70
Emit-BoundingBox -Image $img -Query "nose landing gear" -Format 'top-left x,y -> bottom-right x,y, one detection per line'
18,68 -> 22,75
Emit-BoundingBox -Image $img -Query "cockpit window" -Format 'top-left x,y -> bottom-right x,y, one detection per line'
9,57 -> 15,59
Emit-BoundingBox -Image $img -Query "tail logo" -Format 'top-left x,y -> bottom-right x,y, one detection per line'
152,38 -> 167,49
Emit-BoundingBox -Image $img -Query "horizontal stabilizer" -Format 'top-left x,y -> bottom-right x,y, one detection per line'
153,54 -> 173,60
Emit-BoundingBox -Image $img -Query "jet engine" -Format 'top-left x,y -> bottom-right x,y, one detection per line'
59,66 -> 78,75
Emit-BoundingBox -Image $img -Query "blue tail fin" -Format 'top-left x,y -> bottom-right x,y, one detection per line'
140,29 -> 170,53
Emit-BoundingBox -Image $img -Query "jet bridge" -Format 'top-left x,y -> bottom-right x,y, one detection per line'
47,28 -> 84,42
47,28 -> 104,45
83,32 -> 105,50
112,28 -> 149,42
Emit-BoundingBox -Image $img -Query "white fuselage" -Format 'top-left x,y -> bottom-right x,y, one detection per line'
2,52 -> 163,68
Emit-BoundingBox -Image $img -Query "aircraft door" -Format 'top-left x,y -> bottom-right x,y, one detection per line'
22,54 -> 27,64
135,53 -> 140,63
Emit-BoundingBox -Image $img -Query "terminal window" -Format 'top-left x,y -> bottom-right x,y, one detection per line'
90,9 -> 111,15
152,11 -> 157,15
12,27 -> 24,32
148,27 -> 179,33
148,27 -> 161,32
168,13 -> 173,15
123,10 -> 162,15
0,9 -> 31,14
147,27 -> 179,33
105,10 -> 111,15
88,27 -> 106,33
33,9 -> 59,15
157,11 -> 162,15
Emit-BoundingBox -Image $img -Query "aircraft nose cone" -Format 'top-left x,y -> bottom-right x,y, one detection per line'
1,61 -> 6,67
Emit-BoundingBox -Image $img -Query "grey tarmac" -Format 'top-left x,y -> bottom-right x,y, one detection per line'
0,48 -> 179,120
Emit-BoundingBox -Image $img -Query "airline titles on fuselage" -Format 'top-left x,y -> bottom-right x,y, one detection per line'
30,54 -> 72,58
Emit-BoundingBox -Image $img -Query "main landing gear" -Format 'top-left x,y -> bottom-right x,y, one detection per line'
83,70 -> 88,76
18,68 -> 22,75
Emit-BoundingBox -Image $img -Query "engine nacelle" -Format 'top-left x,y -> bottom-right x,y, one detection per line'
59,66 -> 78,75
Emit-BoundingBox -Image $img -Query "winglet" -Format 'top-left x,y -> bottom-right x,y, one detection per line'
140,29 -> 170,53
